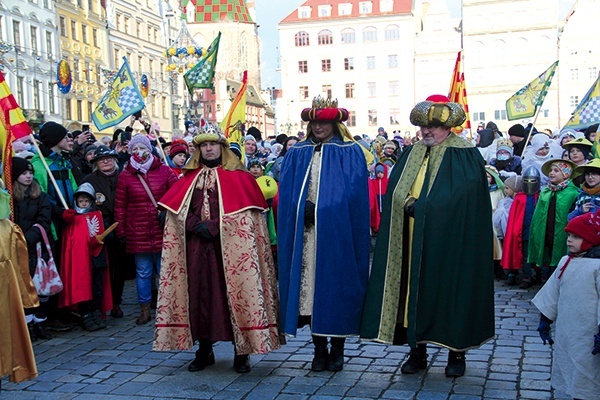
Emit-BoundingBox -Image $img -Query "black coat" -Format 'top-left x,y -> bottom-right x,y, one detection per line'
82,169 -> 120,224
13,189 -> 52,275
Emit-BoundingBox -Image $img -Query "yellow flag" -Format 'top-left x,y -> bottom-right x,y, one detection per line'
220,71 -> 247,153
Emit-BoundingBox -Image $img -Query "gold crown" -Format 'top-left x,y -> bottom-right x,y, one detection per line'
497,138 -> 513,148
312,95 -> 338,109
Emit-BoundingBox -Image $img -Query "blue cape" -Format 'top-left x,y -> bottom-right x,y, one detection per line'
277,137 -> 370,336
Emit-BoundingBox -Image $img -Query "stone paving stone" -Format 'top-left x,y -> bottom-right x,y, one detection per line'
282,384 -> 319,395
519,389 -> 554,399
449,395 -> 483,400
484,388 -> 519,399
487,372 -> 519,382
77,363 -> 110,376
80,378 -> 102,384
416,391 -> 450,400
315,385 -> 350,397
519,378 -> 552,391
276,394 -> 309,400
484,379 -> 517,389
55,374 -> 86,383
130,373 -> 163,383
521,371 -> 551,380
76,383 -> 120,394
452,384 -> 483,396
211,390 -> 247,400
381,389 -> 418,399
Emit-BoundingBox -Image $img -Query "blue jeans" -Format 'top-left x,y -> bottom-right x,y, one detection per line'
134,252 -> 161,305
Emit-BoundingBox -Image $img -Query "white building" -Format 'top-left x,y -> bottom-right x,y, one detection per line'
278,0 -> 416,137
0,0 -> 60,129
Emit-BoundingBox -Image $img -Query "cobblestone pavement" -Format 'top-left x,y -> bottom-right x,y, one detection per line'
2,280 -> 570,399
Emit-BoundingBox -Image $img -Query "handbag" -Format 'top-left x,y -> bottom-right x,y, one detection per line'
32,224 -> 63,296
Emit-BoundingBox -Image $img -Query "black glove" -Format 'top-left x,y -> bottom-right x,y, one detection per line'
537,316 -> 554,346
194,222 -> 215,241
157,210 -> 166,228
304,201 -> 316,227
592,325 -> 600,355
404,196 -> 417,218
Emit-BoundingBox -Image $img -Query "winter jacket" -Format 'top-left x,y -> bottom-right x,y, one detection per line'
114,156 -> 177,254
82,169 -> 120,225
13,187 -> 52,275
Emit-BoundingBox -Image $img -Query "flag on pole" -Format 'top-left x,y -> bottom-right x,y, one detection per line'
92,57 -> 145,131
0,70 -> 33,217
220,71 -> 247,155
448,51 -> 472,132
506,61 -> 559,121
184,32 -> 221,95
563,74 -> 600,130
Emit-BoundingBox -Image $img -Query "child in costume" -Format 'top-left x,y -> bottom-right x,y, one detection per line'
568,158 -> 600,221
59,183 -> 116,331
532,211 -> 600,400
493,176 -> 522,280
528,160 -> 579,283
168,139 -> 189,178
368,162 -> 389,235
486,166 -> 505,278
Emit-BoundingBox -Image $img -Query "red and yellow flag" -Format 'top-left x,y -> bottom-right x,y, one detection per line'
448,51 -> 472,133
0,70 -> 32,209
220,70 -> 248,156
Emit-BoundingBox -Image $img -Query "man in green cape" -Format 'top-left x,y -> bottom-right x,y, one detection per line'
360,95 -> 494,378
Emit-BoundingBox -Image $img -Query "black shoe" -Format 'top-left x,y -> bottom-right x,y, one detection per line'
45,319 -> 73,332
311,335 -> 328,372
233,355 -> 251,373
92,310 -> 107,330
506,274 -> 517,286
188,350 -> 215,372
34,322 -> 52,340
81,314 -> 102,332
401,345 -> 427,374
27,321 -> 38,342
327,337 -> 345,372
520,278 -> 532,289
445,351 -> 466,377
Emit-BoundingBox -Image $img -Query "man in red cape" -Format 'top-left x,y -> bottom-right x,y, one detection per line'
153,123 -> 280,374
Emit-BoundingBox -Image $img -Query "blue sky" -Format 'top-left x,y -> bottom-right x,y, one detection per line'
254,0 -> 576,89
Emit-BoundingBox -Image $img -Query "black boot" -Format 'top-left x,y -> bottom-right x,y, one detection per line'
328,337 -> 345,372
401,344 -> 427,374
188,339 -> 215,372
27,321 -> 38,343
34,321 -> 52,340
445,351 -> 466,377
151,289 -> 158,310
311,335 -> 328,372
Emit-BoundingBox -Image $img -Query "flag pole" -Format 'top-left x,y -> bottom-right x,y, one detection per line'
141,107 -> 167,162
523,105 -> 544,148
29,134 -> 69,209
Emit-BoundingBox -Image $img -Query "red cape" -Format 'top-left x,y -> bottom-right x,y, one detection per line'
368,164 -> 389,233
501,192 -> 538,271
159,167 -> 268,215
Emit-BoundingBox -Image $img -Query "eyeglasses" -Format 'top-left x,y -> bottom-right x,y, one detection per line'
65,132 -> 73,139
584,171 -> 600,177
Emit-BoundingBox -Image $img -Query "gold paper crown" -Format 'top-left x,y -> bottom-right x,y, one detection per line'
312,95 -> 338,109
497,138 -> 513,149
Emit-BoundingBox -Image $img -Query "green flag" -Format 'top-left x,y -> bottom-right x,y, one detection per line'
505,61 -> 558,121
183,32 -> 221,95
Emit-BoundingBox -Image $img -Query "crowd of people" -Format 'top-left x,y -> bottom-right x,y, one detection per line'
2,97 -> 599,399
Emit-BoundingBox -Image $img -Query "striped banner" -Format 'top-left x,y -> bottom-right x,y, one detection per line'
448,51 -> 472,131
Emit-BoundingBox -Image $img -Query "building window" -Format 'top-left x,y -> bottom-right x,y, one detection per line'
570,96 -> 579,108
77,0 -> 84,7
71,20 -> 77,40
570,68 -> 578,80
367,82 -> 376,98
389,80 -> 399,96
347,110 -> 356,127
136,22 -> 141,38
46,31 -> 53,56
380,0 -> 394,12
345,83 -> 355,98
0,16 -> 3,41
88,0 -> 94,13
73,59 -> 80,80
82,24 -> 88,44
85,61 -> 90,81
338,3 -> 352,16
92,28 -> 98,47
295,31 -> 309,47
590,67 -> 598,79
494,110 -> 507,120
16,77 -> 24,106
340,28 -> 355,44
65,98 -> 72,120
318,5 -> 331,17
298,7 -> 311,18
298,60 -> 308,73
344,57 -> 354,70
31,80 -> 40,109
473,111 -> 485,121
47,82 -> 55,114
390,108 -> 400,125
318,30 -> 333,45
388,54 -> 398,68
384,24 -> 400,40
542,109 -> 549,118
60,17 -> 66,36
12,21 -> 21,50
147,26 -> 152,42
321,59 -> 331,72
124,17 -> 130,34
363,27 -> 377,42
77,100 -> 83,121
368,109 -> 378,126
44,0 -> 51,8
95,64 -> 101,85
30,26 -> 38,54
322,84 -> 332,98
359,1 -> 373,14
299,86 -> 309,100
87,101 -> 93,121
367,56 -> 375,70
138,56 -> 143,72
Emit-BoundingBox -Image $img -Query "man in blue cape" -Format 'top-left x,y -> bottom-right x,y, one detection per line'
360,95 -> 494,378
278,96 -> 371,372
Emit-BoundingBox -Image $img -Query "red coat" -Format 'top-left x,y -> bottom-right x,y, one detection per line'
114,156 -> 178,254
501,192 -> 539,271
368,163 -> 389,233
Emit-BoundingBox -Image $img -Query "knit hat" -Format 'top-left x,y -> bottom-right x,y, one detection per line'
12,140 -> 28,154
229,142 -> 242,159
383,141 -> 396,150
409,94 -> 466,128
541,159 -> 576,179
244,135 -> 256,144
275,133 -> 288,144
508,124 -> 526,138
11,156 -> 33,180
564,210 -> 600,252
503,176 -> 523,193
39,121 -> 68,148
496,138 -> 513,156
375,164 -> 385,175
128,134 -> 152,152
247,126 -> 262,141
169,141 -> 188,158
84,143 -> 98,158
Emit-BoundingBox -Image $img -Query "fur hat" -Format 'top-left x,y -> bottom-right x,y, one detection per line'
12,156 -> 33,180
39,121 -> 68,148
409,94 -> 466,128
508,124 -> 526,138
564,210 -> 600,252
301,96 -> 349,122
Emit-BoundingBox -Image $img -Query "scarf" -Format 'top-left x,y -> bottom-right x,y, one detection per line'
130,154 -> 154,175
547,179 -> 570,192
582,184 -> 600,196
